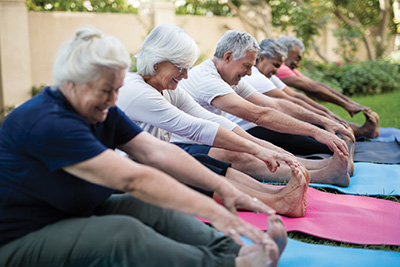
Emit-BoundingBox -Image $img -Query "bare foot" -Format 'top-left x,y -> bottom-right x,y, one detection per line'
265,214 -> 288,257
342,135 -> 355,176
270,164 -> 309,217
354,110 -> 380,139
309,152 -> 350,187
236,241 -> 279,267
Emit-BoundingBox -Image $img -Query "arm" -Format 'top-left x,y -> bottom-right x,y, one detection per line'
283,87 -> 350,125
281,75 -> 350,108
266,88 -> 330,118
211,93 -> 349,157
246,92 -> 354,142
64,132 -> 269,244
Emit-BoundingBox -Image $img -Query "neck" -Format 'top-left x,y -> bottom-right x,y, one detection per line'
140,74 -> 163,94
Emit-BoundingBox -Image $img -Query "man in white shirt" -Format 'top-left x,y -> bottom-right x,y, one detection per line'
178,30 -> 353,187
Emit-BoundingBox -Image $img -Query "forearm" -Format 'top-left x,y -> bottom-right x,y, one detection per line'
274,99 -> 330,128
126,165 -> 227,220
138,141 -> 228,192
212,126 -> 264,158
290,95 -> 331,118
255,108 -> 321,139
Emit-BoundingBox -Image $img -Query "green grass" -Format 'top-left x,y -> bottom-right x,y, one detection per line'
291,92 -> 400,251
319,90 -> 400,128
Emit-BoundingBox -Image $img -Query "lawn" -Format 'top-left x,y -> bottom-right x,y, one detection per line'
320,90 -> 400,128
291,90 -> 400,252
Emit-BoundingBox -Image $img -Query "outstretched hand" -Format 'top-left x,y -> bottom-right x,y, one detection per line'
315,131 -> 349,160
325,120 -> 355,143
256,148 -> 298,173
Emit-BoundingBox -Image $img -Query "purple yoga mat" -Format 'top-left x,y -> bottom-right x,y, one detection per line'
236,187 -> 400,245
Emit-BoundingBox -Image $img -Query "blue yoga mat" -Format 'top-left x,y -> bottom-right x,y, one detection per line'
357,127 -> 400,142
309,162 -> 400,196
241,237 -> 400,266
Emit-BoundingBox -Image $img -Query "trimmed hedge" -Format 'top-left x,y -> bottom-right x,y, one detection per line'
301,59 -> 400,96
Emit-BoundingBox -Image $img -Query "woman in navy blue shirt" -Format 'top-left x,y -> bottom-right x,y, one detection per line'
0,27 -> 287,266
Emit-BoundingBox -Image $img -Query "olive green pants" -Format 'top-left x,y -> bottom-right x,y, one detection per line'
0,194 -> 240,267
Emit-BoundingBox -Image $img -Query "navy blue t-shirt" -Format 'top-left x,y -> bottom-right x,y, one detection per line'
0,87 -> 143,246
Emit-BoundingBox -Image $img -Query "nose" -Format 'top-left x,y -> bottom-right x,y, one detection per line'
182,69 -> 189,79
246,67 -> 252,76
108,90 -> 118,107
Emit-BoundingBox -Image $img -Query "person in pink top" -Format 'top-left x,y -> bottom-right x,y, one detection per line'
276,36 -> 380,139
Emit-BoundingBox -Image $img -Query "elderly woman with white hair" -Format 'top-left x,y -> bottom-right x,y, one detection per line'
117,24 -> 311,218
0,27 -> 288,266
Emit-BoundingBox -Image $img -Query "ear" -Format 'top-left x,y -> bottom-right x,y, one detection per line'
223,51 -> 233,63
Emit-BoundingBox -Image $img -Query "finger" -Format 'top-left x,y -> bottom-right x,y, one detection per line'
227,229 -> 244,245
225,202 -> 239,216
248,197 -> 276,215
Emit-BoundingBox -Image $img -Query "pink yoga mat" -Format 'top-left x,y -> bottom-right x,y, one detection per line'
201,187 -> 400,245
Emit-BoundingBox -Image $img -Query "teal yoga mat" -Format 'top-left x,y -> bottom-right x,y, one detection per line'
309,162 -> 400,196
241,237 -> 400,266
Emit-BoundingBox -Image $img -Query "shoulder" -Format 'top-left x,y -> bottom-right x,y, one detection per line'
276,64 -> 295,79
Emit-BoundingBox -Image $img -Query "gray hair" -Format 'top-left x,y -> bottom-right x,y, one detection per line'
214,30 -> 260,61
53,27 -> 131,86
257,38 -> 288,62
136,24 -> 200,76
277,36 -> 305,52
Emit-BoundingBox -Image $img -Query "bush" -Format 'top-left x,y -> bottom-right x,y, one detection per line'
301,59 -> 400,96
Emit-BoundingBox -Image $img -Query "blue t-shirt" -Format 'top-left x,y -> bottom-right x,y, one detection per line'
0,87 -> 143,246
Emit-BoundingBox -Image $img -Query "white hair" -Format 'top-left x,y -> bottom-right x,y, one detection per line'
52,27 -> 131,86
214,30 -> 260,61
136,24 -> 200,76
257,38 -> 288,62
277,36 -> 305,52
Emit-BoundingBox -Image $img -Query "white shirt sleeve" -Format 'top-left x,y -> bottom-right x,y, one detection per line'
242,66 -> 278,94
179,59 -> 236,116
270,75 -> 286,90
116,73 -> 220,146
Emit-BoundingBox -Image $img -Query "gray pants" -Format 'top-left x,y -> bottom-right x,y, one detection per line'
0,194 -> 241,267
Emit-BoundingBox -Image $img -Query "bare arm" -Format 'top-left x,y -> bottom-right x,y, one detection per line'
267,88 -> 330,118
211,93 -> 349,157
63,132 -> 269,244
247,91 -> 354,142
282,87 -> 350,126
281,75 -> 350,108
211,125 -> 296,172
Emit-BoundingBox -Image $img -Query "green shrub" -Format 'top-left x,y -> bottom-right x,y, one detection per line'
0,106 -> 15,126
301,59 -> 400,96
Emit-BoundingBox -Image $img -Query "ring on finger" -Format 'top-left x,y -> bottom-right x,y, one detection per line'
252,197 -> 258,202
228,229 -> 236,235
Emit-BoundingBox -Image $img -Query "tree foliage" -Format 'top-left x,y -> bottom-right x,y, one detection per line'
26,0 -> 397,60
26,0 -> 138,13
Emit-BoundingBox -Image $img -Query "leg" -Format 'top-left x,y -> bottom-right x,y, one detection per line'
220,165 -> 309,217
0,196 -> 240,267
247,126 -> 333,156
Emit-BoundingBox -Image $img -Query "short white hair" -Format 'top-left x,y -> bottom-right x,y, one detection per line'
277,36 -> 305,52
257,38 -> 288,62
214,30 -> 260,61
52,27 -> 131,86
136,24 -> 200,76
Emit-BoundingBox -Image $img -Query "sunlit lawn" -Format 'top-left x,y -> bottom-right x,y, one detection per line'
320,90 -> 400,128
